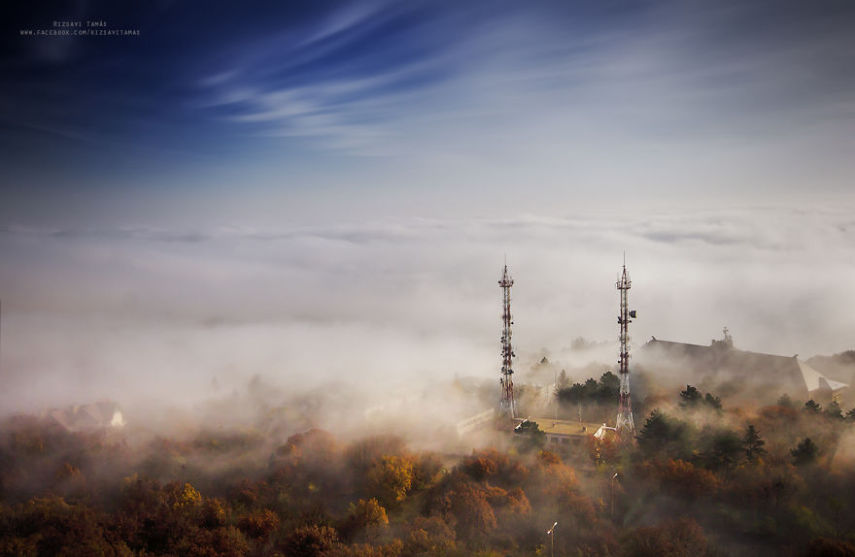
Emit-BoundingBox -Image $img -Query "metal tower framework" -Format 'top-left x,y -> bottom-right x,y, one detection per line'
616,259 -> 636,432
499,264 -> 516,418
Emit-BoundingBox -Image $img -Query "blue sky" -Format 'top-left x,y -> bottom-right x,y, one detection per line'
2,0 -> 854,225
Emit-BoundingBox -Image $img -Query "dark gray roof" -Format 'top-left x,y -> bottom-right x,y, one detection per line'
638,339 -> 847,397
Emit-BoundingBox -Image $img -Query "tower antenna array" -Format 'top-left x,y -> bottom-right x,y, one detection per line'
616,257 -> 636,432
499,263 -> 516,418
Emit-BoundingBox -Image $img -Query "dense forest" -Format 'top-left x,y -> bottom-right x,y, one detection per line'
2,383 -> 855,556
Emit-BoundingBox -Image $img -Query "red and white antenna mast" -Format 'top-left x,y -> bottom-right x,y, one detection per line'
616,254 -> 636,432
499,262 -> 516,418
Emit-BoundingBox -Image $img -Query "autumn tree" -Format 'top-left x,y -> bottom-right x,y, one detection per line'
0,496 -> 125,556
652,460 -> 719,499
445,481 -> 497,543
411,453 -> 444,491
805,537 -> 855,557
340,499 -> 388,543
404,516 -> 456,555
621,518 -> 710,557
347,436 -> 408,473
238,509 -> 280,540
365,455 -> 415,507
461,453 -> 499,482
281,525 -> 339,557
170,482 -> 203,511
277,429 -> 339,466
201,498 -> 227,529
326,540 -> 404,557
533,452 -> 578,501
174,525 -> 249,556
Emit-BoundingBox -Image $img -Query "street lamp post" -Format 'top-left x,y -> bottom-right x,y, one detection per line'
610,472 -> 619,518
546,521 -> 558,557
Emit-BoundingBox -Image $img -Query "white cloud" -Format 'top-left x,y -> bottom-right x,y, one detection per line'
2,203 -> 854,415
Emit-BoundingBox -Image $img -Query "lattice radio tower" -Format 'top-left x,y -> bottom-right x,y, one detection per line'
499,263 -> 516,418
616,255 -> 637,432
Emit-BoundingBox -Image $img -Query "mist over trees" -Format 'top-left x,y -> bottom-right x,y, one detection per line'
3,373 -> 855,556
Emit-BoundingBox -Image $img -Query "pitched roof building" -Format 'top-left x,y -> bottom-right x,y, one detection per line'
638,334 -> 848,403
518,418 -> 617,445
46,401 -> 125,432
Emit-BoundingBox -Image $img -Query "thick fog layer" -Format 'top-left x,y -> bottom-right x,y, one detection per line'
1,203 -> 854,416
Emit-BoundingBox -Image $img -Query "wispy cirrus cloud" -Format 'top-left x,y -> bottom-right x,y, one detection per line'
1,0 -> 853,202
186,0 -> 855,162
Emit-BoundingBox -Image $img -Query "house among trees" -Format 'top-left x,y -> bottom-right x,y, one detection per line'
45,401 -> 126,432
521,418 -> 616,446
638,330 -> 848,403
